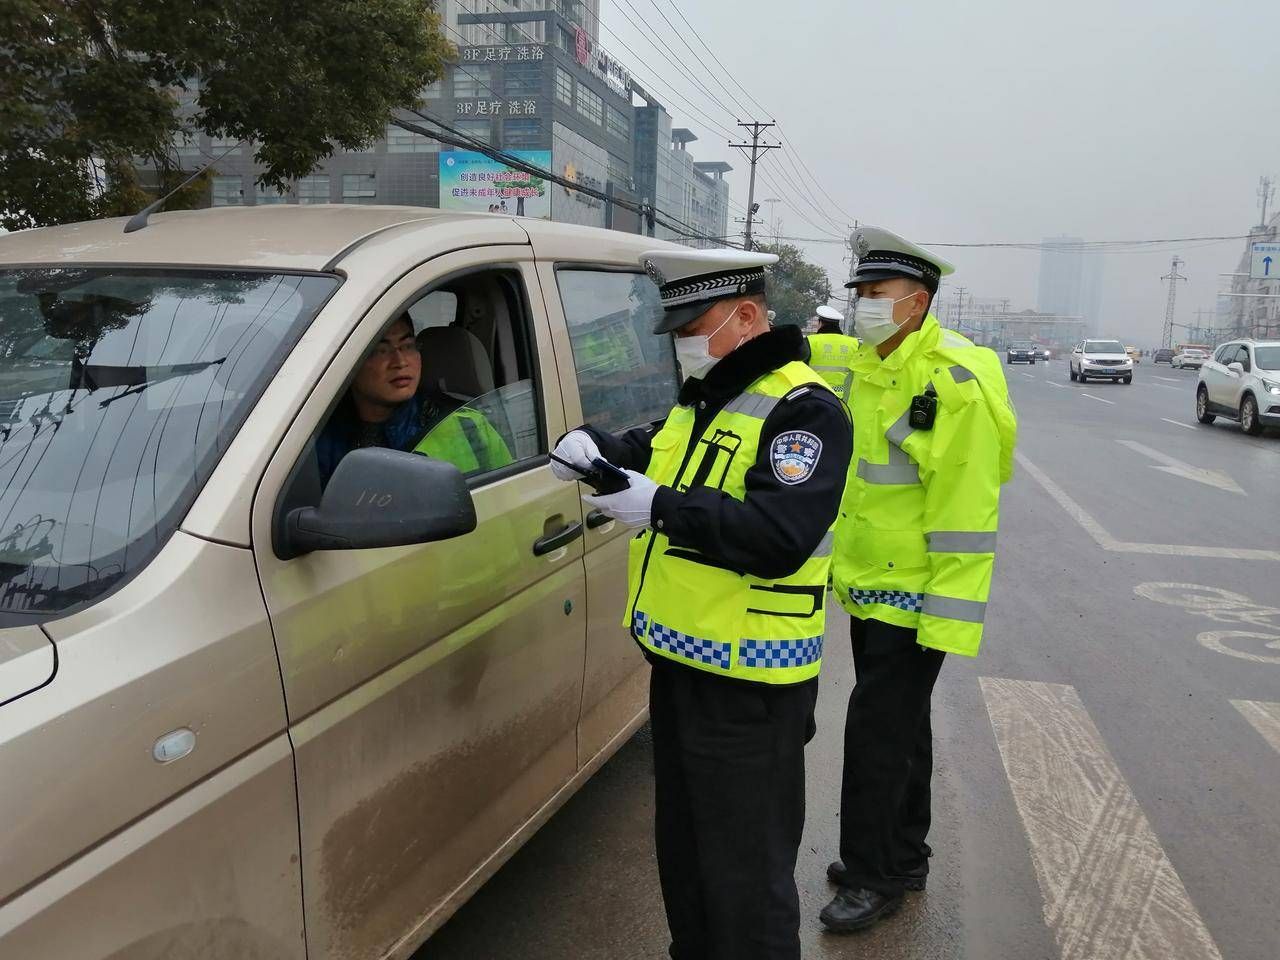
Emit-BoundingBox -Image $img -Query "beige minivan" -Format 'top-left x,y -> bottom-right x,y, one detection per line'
0,206 -> 679,959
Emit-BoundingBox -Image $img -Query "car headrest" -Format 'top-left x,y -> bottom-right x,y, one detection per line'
416,325 -> 495,400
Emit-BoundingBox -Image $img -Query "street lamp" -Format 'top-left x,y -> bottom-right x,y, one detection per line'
761,197 -> 781,244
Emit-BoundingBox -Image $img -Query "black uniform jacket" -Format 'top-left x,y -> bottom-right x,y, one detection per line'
580,324 -> 852,582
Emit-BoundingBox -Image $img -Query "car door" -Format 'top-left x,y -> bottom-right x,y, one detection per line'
251,246 -> 587,960
1218,344 -> 1246,409
1071,342 -> 1083,373
1203,344 -> 1231,405
539,261 -> 679,764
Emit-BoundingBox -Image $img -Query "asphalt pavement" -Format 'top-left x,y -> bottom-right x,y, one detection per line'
420,360 -> 1280,960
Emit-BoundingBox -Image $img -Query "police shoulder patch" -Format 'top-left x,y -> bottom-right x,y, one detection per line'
770,430 -> 823,485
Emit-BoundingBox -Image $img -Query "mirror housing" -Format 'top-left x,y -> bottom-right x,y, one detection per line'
1228,361 -> 1245,375
278,448 -> 477,559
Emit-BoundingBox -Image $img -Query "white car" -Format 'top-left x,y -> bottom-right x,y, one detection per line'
1172,348 -> 1208,370
1069,339 -> 1134,384
1196,340 -> 1280,435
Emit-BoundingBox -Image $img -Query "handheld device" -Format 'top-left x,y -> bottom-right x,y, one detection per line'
549,454 -> 632,495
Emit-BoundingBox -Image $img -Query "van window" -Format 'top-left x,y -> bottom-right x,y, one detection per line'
556,268 -> 678,432
312,267 -> 544,488
0,266 -> 338,622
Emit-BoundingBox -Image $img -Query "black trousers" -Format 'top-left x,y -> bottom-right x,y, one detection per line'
838,616 -> 946,898
650,662 -> 819,960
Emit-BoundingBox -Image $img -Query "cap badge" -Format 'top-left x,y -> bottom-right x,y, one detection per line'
644,259 -> 666,286
854,235 -> 871,258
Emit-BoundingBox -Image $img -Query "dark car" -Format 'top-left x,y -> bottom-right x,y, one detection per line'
1153,348 -> 1175,364
1006,341 -> 1038,365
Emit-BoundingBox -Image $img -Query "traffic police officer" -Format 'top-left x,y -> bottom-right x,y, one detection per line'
807,304 -> 859,405
551,247 -> 852,960
820,227 -> 1017,933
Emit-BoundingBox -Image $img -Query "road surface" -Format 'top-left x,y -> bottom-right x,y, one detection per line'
421,361 -> 1280,960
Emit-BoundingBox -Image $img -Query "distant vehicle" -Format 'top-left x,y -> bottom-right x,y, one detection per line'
1196,339 -> 1280,435
1006,340 -> 1038,364
1172,348 -> 1209,370
1126,346 -> 1141,364
1040,347 -> 1052,361
1069,338 -> 1133,384
1153,348 -> 1175,364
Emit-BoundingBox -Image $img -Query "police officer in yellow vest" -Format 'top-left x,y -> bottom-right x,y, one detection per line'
819,227 -> 1017,933
551,248 -> 852,960
807,304 -> 859,405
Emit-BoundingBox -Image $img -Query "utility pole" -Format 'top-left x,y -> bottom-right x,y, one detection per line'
1160,256 -> 1187,350
953,286 -> 968,330
1259,175 -> 1276,228
729,121 -> 780,250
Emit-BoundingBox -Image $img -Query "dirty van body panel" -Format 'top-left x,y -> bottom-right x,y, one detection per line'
0,533 -> 300,957
252,245 -> 588,959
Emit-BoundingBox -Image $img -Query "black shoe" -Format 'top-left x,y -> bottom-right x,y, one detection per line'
827,860 -> 927,892
819,887 -> 903,933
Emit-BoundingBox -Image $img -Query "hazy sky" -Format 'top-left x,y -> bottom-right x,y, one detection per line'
602,0 -> 1280,344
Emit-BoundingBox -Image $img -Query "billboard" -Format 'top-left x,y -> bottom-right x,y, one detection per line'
439,150 -> 551,218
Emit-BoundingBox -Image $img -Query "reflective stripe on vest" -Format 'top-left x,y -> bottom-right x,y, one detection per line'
806,332 -> 859,404
625,360 -> 835,684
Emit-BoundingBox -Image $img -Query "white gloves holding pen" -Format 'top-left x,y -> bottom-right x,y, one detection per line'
551,430 -> 659,529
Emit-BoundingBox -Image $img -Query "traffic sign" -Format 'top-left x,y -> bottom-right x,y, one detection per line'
1250,241 -> 1280,280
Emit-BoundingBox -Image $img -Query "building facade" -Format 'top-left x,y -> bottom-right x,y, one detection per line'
147,2 -> 729,246
1036,236 -> 1104,334
1223,221 -> 1280,342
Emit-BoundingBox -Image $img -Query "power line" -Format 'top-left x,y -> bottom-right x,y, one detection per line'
644,0 -> 752,117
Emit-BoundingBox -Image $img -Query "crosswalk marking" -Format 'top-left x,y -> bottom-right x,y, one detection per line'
1231,699 -> 1280,754
980,678 -> 1224,960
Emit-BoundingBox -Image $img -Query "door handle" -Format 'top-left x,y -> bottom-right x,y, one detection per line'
532,521 -> 584,556
586,509 -> 613,530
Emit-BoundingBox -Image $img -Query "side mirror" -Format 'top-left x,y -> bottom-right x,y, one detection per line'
1228,361 -> 1245,376
278,448 -> 477,559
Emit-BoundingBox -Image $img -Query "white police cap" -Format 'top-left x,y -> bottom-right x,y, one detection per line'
815,304 -> 844,322
846,226 -> 955,293
641,247 -> 778,334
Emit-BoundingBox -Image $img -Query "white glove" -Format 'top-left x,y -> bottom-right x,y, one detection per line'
550,429 -> 601,482
583,469 -> 659,528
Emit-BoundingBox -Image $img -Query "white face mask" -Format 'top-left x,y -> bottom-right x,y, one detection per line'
675,306 -> 742,379
852,293 -> 920,346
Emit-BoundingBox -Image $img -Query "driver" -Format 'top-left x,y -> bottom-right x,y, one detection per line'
316,317 -> 512,485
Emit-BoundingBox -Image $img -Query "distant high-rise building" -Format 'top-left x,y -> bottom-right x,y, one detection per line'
1036,236 -> 1104,333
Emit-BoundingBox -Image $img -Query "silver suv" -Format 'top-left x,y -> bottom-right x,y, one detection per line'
1196,340 -> 1280,435
1069,338 -> 1134,384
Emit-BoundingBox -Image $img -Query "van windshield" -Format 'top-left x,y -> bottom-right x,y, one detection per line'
0,267 -> 337,623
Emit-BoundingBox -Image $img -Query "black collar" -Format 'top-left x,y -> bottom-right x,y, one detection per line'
678,325 -> 809,405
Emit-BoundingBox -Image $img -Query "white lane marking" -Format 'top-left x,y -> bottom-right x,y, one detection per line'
1015,452 -> 1280,561
1133,582 -> 1280,664
1046,381 -> 1067,388
1155,376 -> 1184,383
1150,384 -> 1180,391
1080,392 -> 1115,405
1232,700 -> 1280,753
1161,418 -> 1196,430
981,678 -> 1225,960
1115,439 -> 1245,495
1018,370 -> 1036,379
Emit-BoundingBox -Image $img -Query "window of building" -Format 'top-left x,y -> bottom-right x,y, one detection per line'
454,118 -> 492,145
606,105 -> 630,141
555,67 -> 574,107
556,269 -> 678,432
558,25 -> 575,56
209,136 -> 242,156
341,173 -> 377,204
310,266 -> 545,488
575,84 -> 603,126
454,65 -> 493,99
607,156 -> 631,188
419,76 -> 444,101
505,62 -> 541,98
296,176 -> 330,204
503,118 -> 544,150
211,176 -> 243,206
386,122 -> 436,153
255,182 -> 289,204
172,129 -> 201,159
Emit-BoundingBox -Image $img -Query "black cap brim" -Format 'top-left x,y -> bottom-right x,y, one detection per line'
844,266 -> 939,293
652,298 -> 718,334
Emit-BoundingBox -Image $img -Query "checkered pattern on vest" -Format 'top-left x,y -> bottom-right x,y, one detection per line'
739,636 -> 824,669
848,589 -> 924,613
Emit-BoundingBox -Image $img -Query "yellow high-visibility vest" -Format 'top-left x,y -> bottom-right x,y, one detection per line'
831,315 -> 1017,658
626,361 -> 836,684
807,331 -> 860,405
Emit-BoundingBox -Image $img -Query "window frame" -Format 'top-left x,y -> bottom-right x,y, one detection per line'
289,260 -> 551,506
